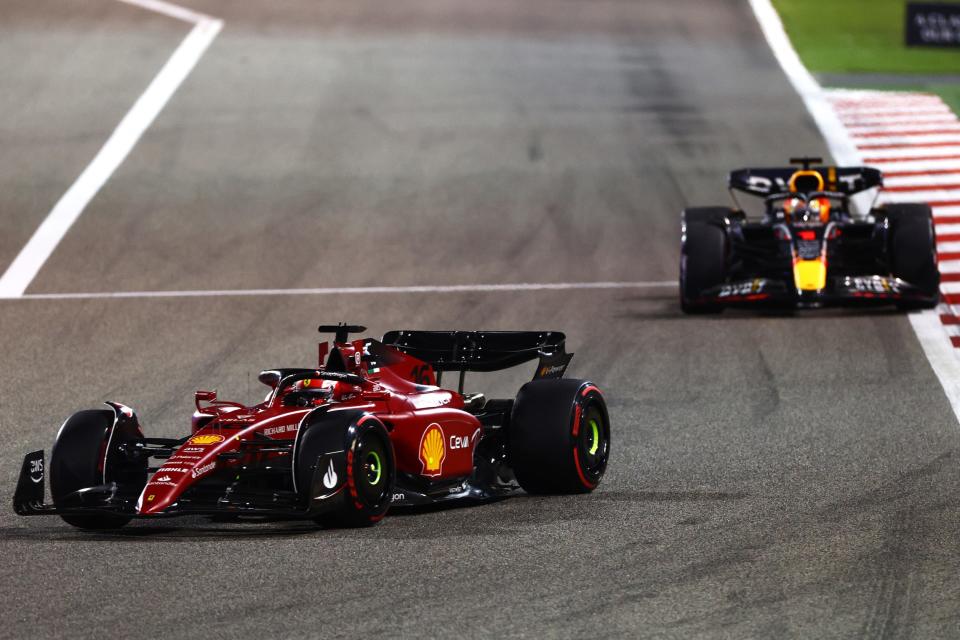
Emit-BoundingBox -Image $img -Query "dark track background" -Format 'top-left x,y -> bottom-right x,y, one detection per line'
1,1 -> 958,638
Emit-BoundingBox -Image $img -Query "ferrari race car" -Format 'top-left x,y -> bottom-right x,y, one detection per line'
680,157 -> 940,312
13,325 -> 610,530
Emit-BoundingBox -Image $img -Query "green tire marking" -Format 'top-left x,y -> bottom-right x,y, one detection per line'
588,419 -> 600,456
366,450 -> 382,485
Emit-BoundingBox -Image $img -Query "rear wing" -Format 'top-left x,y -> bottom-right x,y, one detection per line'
728,166 -> 883,197
382,330 -> 572,389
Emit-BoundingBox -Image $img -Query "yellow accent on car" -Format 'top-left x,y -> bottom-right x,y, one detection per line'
420,424 -> 445,475
793,259 -> 827,291
788,169 -> 825,193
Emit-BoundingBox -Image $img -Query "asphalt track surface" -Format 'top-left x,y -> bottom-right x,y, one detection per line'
1,1 -> 959,638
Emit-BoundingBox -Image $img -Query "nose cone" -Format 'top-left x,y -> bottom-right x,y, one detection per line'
136,433 -> 230,515
793,259 -> 826,292
137,480 -> 180,515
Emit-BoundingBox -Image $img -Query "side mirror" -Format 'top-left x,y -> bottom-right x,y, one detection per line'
195,390 -> 217,411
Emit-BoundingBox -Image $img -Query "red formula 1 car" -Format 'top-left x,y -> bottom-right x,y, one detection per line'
14,325 -> 610,530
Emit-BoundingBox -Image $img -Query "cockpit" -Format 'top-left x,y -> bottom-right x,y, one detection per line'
764,169 -> 850,225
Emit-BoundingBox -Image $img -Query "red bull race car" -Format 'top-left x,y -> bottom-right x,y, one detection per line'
680,157 -> 940,312
13,325 -> 610,530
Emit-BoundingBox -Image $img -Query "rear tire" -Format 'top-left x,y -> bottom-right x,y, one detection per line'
887,203 -> 939,310
509,379 -> 610,494
681,207 -> 729,314
50,410 -> 135,530
294,411 -> 395,527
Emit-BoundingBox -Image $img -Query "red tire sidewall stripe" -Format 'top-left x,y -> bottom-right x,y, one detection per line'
572,387 -> 600,490
572,448 -> 597,490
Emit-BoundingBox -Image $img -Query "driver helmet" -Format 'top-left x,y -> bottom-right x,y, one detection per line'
784,196 -> 830,223
782,196 -> 806,222
808,197 -> 831,223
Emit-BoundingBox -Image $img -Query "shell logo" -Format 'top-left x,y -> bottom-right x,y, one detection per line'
188,434 -> 225,446
419,423 -> 446,477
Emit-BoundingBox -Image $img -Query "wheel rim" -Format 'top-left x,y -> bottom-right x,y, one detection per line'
587,419 -> 600,455
578,402 -> 609,478
355,431 -> 390,505
365,450 -> 383,486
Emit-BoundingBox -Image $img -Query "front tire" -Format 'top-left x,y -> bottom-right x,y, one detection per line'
680,207 -> 729,314
295,411 -> 395,527
50,410 -> 136,530
887,203 -> 939,310
509,379 -> 610,494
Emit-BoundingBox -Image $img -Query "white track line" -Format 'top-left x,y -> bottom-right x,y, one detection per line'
749,0 -> 960,424
910,312 -> 960,407
854,133 -> 960,146
885,174 -> 960,187
6,281 -> 677,301
847,122 -> 960,135
841,114 -> 959,127
935,205 -> 960,217
0,1 -> 223,299
938,241 -> 960,253
881,189 -> 960,203
864,145 -> 960,160
746,0 -> 859,165
870,158 -> 960,173
831,105 -> 952,117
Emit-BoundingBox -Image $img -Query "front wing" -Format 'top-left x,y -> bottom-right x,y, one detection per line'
693,275 -> 935,308
13,449 -> 349,520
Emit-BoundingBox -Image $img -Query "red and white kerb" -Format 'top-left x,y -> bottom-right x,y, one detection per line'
827,89 -> 960,346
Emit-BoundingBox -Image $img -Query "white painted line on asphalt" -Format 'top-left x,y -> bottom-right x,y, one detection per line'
869,158 -> 960,173
6,281 -> 678,301
881,189 -> 960,203
939,241 -> 960,253
750,0 -> 960,422
910,311 -> 960,403
747,0 -> 858,165
831,105 -> 952,117
854,133 -> 960,146
885,174 -> 960,188
844,115 -> 959,127
865,151 -> 960,164
847,122 -> 960,135
935,205 -> 960,217
0,1 -> 223,299
117,0 -> 214,22
831,93 -> 944,103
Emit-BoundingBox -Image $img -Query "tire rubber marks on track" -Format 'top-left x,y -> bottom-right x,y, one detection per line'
0,0 -> 223,299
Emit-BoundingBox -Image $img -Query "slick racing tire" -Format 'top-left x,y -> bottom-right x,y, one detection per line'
887,203 -> 940,310
50,409 -> 144,530
294,410 -> 395,527
509,379 -> 610,494
680,207 -> 729,314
